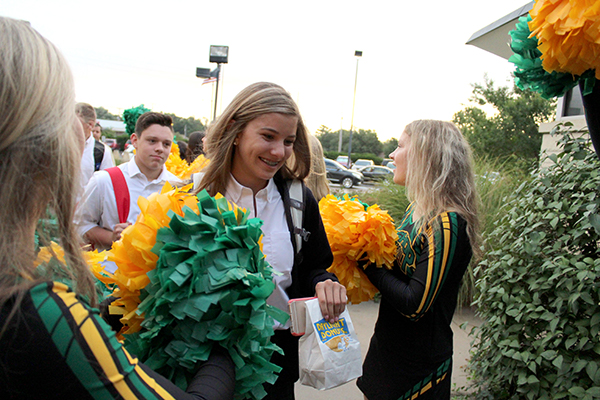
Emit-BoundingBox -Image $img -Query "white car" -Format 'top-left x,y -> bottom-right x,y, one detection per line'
351,159 -> 374,170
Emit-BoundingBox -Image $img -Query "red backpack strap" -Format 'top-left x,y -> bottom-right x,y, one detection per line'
105,167 -> 130,224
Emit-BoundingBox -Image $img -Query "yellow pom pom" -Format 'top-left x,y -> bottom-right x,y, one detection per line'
319,195 -> 398,304
529,0 -> 600,77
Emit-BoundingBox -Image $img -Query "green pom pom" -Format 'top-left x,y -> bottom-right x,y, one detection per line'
123,190 -> 288,400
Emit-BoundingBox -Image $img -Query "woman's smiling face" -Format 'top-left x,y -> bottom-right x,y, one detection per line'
231,113 -> 297,193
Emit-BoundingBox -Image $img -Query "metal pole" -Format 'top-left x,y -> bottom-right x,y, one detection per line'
213,64 -> 221,121
337,117 -> 343,153
347,55 -> 360,167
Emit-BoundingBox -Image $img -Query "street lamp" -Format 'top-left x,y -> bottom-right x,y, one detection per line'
347,50 -> 362,168
209,45 -> 228,121
196,45 -> 229,121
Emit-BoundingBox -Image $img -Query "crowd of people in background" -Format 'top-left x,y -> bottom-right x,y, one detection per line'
1,15 -> 480,400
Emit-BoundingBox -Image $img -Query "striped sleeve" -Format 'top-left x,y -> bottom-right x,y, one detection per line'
362,212 -> 464,321
30,282 -> 180,400
406,212 -> 459,320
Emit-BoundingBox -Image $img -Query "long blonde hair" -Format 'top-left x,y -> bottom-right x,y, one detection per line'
0,17 -> 96,316
196,82 -> 311,196
404,120 -> 481,256
305,134 -> 330,201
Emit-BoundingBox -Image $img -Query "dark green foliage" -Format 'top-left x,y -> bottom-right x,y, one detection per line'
348,181 -> 409,229
317,127 -> 383,155
382,138 -> 398,157
468,126 -> 600,399
116,134 -> 129,151
453,77 -> 555,171
101,128 -> 116,139
165,113 -> 206,137
95,106 -> 121,121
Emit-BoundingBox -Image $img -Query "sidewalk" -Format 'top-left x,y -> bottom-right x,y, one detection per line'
295,300 -> 482,399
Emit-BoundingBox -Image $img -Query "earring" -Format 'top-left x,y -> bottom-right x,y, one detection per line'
233,139 -> 239,146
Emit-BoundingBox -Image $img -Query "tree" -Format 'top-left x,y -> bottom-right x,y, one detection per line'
382,138 -> 398,158
95,106 -> 121,121
166,114 -> 206,137
452,77 -> 555,170
316,128 -> 383,155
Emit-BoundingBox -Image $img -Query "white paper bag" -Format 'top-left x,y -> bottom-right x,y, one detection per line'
298,298 -> 362,390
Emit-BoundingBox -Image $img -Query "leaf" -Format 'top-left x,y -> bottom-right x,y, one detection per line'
586,361 -> 598,382
540,350 -> 557,360
553,355 -> 564,369
590,213 -> 600,235
568,387 -> 586,397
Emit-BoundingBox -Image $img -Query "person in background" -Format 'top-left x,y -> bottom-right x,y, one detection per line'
357,120 -> 480,400
305,134 -> 330,202
76,102 -> 114,192
75,112 -> 182,250
92,122 -> 103,140
185,131 -> 206,164
192,82 -> 346,400
178,140 -> 188,161
0,16 -> 235,400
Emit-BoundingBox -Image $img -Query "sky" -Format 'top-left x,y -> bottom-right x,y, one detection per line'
3,0 -> 531,142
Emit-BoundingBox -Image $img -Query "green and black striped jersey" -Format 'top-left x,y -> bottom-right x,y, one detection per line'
0,281 -> 234,399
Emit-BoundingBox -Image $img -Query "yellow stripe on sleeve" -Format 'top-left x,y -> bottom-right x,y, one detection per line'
53,286 -> 176,400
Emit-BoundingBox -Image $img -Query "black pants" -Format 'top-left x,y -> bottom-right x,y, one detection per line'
262,329 -> 299,400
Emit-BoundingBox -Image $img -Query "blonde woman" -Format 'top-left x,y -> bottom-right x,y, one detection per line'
193,82 -> 346,400
305,134 -> 330,201
0,17 -> 234,399
357,120 -> 480,400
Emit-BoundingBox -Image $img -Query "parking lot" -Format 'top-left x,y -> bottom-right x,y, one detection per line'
329,179 -> 381,193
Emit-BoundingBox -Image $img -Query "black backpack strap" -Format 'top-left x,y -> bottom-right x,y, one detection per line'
93,140 -> 105,171
274,176 -> 309,256
288,180 -> 310,252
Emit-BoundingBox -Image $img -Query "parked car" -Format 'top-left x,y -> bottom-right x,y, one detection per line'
335,155 -> 351,168
381,158 -> 392,166
351,159 -> 374,170
124,139 -> 132,150
103,138 -> 118,150
358,165 -> 395,182
324,158 -> 363,188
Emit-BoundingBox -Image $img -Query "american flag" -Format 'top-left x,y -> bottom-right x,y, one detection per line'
202,77 -> 217,85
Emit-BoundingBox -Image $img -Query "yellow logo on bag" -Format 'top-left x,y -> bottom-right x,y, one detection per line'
314,318 -> 352,352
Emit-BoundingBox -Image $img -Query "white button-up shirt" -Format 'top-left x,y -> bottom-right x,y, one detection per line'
75,158 -> 181,241
80,134 -> 115,194
224,176 -> 294,330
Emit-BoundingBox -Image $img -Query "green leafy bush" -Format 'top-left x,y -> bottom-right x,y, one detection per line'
468,126 -> 600,399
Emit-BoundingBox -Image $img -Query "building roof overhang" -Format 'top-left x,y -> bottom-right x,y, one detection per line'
466,2 -> 534,60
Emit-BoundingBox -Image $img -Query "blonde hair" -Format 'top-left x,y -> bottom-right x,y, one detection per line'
305,135 -> 330,201
404,120 -> 481,257
0,17 -> 96,318
196,82 -> 311,196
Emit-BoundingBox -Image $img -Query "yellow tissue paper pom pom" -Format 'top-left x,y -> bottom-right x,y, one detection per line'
529,0 -> 600,79
319,194 -> 398,304
91,182 -> 199,336
164,144 -> 209,180
88,183 -> 247,338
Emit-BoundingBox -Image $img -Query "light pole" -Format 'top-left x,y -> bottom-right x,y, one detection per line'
347,50 -> 362,168
196,45 -> 229,121
209,45 -> 228,120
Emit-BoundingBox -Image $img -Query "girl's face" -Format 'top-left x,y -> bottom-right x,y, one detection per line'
389,130 -> 409,186
231,113 -> 297,193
